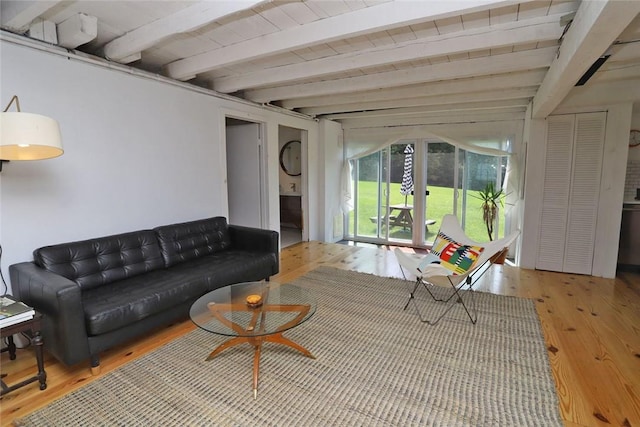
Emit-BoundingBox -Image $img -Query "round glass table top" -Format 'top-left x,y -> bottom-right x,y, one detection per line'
190,281 -> 316,337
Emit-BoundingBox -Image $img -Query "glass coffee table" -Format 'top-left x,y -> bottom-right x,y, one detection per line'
190,281 -> 316,398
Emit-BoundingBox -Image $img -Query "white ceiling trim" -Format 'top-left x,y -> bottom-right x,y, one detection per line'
532,0 -> 640,118
213,13 -> 563,93
164,0 -> 529,80
103,0 -> 265,63
0,31 -> 314,123
246,46 -> 557,103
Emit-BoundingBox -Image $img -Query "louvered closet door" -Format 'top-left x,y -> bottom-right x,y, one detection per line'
562,112 -> 606,274
536,112 -> 606,274
536,115 -> 575,272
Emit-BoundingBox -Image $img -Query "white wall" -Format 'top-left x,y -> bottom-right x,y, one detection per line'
0,39 -> 328,293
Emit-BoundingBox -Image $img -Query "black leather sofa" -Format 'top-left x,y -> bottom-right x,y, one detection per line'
9,217 -> 279,371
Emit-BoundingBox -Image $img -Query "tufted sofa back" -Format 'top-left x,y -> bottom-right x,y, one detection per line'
33,230 -> 165,290
154,216 -> 231,267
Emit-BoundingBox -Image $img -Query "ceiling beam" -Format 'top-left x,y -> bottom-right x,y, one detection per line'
282,69 -> 547,109
345,120 -> 524,142
0,1 -> 63,32
57,13 -> 97,49
165,0 -> 529,80
321,98 -> 531,120
340,109 -> 526,129
214,14 -> 563,93
103,0 -> 265,63
246,46 -> 557,103
531,0 -> 640,118
300,87 -> 538,116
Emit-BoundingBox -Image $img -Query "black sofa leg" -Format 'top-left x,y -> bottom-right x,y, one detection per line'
90,354 -> 101,375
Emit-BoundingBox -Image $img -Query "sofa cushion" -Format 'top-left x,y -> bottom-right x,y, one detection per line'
33,230 -> 165,290
81,249 -> 275,335
81,268 -> 210,336
154,217 -> 231,267
167,249 -> 279,289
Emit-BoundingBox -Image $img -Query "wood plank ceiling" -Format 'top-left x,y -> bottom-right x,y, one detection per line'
2,0 -> 640,136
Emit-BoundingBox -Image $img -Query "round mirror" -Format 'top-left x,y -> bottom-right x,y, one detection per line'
280,140 -> 301,176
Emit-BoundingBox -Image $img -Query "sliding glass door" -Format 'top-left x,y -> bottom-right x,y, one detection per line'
353,150 -> 385,241
351,143 -> 414,244
347,140 -> 507,247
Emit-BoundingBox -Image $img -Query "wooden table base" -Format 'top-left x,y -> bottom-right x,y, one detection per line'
205,332 -> 315,399
205,302 -> 315,398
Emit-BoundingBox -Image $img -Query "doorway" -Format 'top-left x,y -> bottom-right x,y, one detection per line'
225,117 -> 266,229
278,125 -> 305,248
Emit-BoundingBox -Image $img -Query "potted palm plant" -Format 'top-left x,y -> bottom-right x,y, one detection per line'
475,182 -> 507,263
476,181 -> 503,241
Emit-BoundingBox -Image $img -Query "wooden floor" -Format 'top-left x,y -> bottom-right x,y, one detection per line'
1,241 -> 639,426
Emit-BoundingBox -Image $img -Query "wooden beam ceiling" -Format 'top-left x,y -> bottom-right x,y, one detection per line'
2,0 -> 638,130
307,89 -> 537,118
103,1 -> 265,64
164,0 -> 530,81
280,69 -> 547,110
246,46 -> 557,103
213,13 -> 563,93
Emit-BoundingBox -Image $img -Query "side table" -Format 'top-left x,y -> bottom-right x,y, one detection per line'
1,313 -> 47,395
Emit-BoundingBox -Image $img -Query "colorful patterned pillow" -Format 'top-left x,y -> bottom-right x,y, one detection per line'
418,231 -> 484,275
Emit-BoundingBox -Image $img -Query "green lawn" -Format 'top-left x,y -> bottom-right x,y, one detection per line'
349,181 -> 504,243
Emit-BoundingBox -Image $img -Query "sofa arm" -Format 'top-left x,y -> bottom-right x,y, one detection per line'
228,225 -> 280,275
9,262 -> 90,366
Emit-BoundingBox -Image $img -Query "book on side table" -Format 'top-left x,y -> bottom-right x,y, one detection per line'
0,296 -> 35,328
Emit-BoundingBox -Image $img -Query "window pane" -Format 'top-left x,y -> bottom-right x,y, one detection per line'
425,142 -> 455,243
389,143 -> 413,242
354,152 -> 381,239
462,151 -> 502,242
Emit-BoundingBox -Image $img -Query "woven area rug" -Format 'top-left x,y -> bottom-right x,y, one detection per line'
16,267 -> 561,426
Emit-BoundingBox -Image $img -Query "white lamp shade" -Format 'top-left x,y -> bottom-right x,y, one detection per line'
0,112 -> 63,160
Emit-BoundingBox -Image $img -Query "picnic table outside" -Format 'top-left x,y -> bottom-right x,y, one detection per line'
370,204 -> 437,231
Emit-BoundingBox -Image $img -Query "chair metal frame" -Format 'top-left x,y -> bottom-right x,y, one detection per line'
395,214 -> 519,325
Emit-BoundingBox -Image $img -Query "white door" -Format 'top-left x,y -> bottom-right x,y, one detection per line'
226,122 -> 263,228
536,115 -> 575,272
562,112 -> 606,274
536,112 -> 606,275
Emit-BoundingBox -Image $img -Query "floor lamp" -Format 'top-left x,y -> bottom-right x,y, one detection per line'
0,95 -> 64,297
0,95 -> 63,171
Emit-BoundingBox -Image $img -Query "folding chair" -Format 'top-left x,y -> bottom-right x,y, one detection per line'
394,214 -> 520,325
